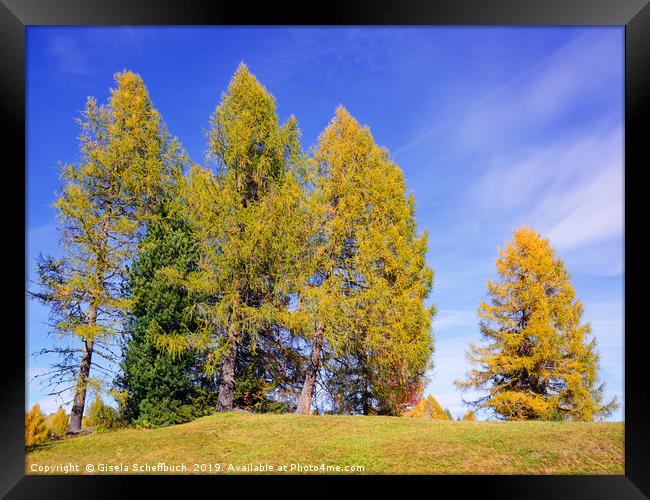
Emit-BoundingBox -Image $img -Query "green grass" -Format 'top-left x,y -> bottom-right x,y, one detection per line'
26,413 -> 624,475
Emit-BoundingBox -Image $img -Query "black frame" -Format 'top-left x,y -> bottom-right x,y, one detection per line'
3,0 -> 648,497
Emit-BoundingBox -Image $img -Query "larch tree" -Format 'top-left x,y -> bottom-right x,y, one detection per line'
402,394 -> 448,420
25,404 -> 49,446
295,107 -> 434,415
49,407 -> 70,438
157,64 -> 306,412
31,71 -> 185,433
456,226 -> 618,421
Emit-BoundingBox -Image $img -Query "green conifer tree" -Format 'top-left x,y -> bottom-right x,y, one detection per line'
117,201 -> 216,427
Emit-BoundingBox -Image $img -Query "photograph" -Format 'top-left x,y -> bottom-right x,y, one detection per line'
24,25 -> 625,476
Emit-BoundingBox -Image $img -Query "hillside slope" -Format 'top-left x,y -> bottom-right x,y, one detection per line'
26,413 -> 624,474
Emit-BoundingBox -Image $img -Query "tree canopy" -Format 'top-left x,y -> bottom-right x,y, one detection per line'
30,64 -> 617,433
31,70 -> 186,432
456,226 -> 617,421
299,107 -> 434,416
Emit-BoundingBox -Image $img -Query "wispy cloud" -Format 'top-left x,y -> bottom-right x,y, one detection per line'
258,27 -> 421,88
542,165 -> 623,251
48,35 -> 90,75
465,125 -> 623,252
395,29 -> 620,157
454,30 -> 622,153
433,309 -> 477,332
44,27 -> 158,78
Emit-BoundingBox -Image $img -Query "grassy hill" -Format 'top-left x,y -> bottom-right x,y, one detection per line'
26,412 -> 624,475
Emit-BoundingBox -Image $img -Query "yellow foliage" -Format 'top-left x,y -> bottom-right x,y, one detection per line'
403,395 -> 448,420
303,107 -> 434,414
85,395 -> 119,432
456,226 -> 617,421
25,404 -> 49,446
48,408 -> 69,438
34,69 -> 187,432
462,410 -> 476,421
170,63 -> 309,379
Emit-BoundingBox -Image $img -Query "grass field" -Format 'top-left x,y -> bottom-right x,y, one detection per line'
26,413 -> 624,475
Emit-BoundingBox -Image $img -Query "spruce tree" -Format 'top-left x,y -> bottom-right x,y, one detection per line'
31,71 -> 184,433
456,226 -> 618,421
117,202 -> 216,427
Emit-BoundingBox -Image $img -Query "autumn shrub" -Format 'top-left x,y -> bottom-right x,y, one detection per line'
48,407 -> 69,438
25,404 -> 49,446
85,396 -> 122,432
463,410 -> 477,421
403,395 -> 448,420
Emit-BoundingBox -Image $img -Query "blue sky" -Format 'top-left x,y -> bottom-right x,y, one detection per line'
26,26 -> 624,420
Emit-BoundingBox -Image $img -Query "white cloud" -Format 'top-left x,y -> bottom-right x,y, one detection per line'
467,126 -> 621,221
457,30 -> 621,151
433,309 -> 476,332
458,126 -> 624,281
48,35 -> 90,75
396,29 -> 621,157
542,166 -> 623,250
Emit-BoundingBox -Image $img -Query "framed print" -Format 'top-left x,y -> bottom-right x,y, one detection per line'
2,0 -> 648,498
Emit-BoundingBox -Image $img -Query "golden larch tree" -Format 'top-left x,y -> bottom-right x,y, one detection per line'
402,394 -> 448,420
48,407 -> 70,438
25,404 -> 49,446
295,107 -> 434,415
31,71 -> 185,433
158,64 -> 306,412
456,226 -> 618,421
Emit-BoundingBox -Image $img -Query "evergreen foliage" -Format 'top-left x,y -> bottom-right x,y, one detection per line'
117,203 -> 216,427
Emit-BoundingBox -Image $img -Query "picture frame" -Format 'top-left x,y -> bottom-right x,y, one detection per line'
2,0 -> 647,497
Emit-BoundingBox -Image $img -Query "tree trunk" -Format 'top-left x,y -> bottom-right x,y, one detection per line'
216,333 -> 239,412
67,305 -> 96,434
361,353 -> 370,415
362,384 -> 370,415
296,323 -> 324,415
